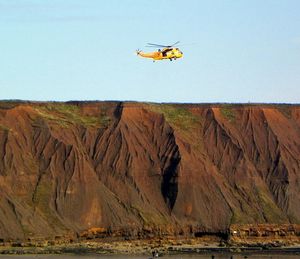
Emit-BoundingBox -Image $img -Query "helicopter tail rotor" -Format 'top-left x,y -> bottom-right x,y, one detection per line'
136,49 -> 141,55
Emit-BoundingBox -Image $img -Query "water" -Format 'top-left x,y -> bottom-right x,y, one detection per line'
0,254 -> 299,259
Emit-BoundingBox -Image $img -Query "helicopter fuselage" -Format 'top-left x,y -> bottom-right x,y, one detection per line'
137,47 -> 183,61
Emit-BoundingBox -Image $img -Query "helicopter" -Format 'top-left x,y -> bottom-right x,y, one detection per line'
136,41 -> 183,62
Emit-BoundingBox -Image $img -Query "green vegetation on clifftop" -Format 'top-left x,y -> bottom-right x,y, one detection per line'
33,103 -> 111,128
220,105 -> 235,122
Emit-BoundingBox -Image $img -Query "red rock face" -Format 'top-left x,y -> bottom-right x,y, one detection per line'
0,102 -> 300,240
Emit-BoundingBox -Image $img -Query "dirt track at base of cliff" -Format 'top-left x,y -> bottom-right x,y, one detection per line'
0,101 -> 300,241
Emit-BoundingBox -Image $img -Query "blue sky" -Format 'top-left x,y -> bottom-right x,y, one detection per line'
0,0 -> 299,103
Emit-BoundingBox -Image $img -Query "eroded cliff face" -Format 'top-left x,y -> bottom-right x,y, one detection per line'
0,101 -> 300,240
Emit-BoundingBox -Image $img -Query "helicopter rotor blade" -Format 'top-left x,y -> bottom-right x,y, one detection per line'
175,42 -> 198,47
145,45 -> 161,48
146,43 -> 169,48
170,41 -> 180,47
146,41 -> 181,48
145,45 -> 169,48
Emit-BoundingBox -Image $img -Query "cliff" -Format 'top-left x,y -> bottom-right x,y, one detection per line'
0,101 -> 300,241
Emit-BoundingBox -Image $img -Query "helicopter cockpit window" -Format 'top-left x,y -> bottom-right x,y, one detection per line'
162,49 -> 169,56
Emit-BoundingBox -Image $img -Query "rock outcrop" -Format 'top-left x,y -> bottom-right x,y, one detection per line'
0,101 -> 300,241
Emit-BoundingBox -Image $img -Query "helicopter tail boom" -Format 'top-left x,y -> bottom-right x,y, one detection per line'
136,50 -> 159,59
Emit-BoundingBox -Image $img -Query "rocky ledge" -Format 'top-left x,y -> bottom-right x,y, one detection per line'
1,224 -> 300,255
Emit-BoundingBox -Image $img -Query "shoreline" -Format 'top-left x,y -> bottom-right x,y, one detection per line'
1,238 -> 300,255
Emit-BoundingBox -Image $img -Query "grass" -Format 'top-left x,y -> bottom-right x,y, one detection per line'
131,205 -> 150,225
276,105 -> 292,119
220,104 -> 235,122
0,101 -> 21,110
147,104 -> 202,149
0,124 -> 10,132
130,204 -> 168,226
33,103 -> 111,128
32,176 -> 66,230
255,188 -> 287,223
150,104 -> 198,131
32,177 -> 52,214
230,205 -> 261,225
230,186 -> 288,224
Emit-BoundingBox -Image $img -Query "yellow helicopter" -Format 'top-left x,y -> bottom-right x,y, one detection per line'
136,41 -> 183,62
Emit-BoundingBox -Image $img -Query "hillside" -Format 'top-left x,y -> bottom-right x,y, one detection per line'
0,101 -> 300,241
